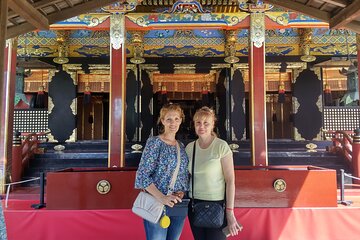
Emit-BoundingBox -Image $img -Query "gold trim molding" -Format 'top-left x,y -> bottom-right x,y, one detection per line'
65,128 -> 77,142
48,96 -> 54,114
47,133 -> 58,143
70,98 -> 77,115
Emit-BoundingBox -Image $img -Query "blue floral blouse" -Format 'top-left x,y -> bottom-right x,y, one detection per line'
135,136 -> 189,195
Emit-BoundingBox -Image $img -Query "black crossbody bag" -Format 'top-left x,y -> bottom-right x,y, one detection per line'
191,141 -> 225,228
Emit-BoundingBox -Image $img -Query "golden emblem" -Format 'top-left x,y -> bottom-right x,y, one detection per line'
273,179 -> 286,192
96,180 -> 111,194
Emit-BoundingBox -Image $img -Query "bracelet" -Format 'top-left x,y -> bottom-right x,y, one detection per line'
226,207 -> 234,211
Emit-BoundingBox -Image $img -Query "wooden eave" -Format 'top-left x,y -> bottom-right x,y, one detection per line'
4,0 -> 360,40
264,0 -> 360,33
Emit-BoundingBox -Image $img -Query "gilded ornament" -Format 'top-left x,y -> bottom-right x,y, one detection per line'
273,179 -> 286,192
65,129 -> 77,142
110,14 -> 125,50
306,143 -> 317,152
292,97 -> 299,114
70,98 -> 77,116
48,97 -> 54,114
96,180 -> 111,194
250,12 -> 265,48
47,133 -> 58,143
294,127 -> 305,141
316,95 -> 322,113
231,128 -> 238,141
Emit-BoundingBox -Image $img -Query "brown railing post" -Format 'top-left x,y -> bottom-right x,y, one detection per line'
352,129 -> 360,184
11,131 -> 22,183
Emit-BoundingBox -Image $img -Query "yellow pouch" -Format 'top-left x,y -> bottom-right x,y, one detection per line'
159,215 -> 171,228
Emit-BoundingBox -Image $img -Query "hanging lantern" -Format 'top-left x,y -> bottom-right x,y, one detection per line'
36,85 -> 46,108
83,75 -> 91,105
83,85 -> 92,105
324,83 -> 333,106
278,81 -> 285,104
160,85 -> 168,104
201,86 -> 209,106
36,70 -> 46,108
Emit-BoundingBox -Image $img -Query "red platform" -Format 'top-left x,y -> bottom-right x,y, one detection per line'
3,199 -> 360,240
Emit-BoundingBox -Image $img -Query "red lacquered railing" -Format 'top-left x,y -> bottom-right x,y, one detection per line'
12,131 -> 50,182
327,130 -> 354,167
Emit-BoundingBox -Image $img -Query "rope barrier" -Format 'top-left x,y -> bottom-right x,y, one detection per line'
344,173 -> 360,181
3,178 -> 40,209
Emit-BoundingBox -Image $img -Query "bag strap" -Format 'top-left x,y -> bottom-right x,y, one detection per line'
191,140 -> 226,209
167,142 -> 181,194
191,141 -> 196,207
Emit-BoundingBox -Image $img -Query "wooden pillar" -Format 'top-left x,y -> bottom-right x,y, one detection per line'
357,33 -> 360,106
0,0 -> 8,192
248,8 -> 268,166
352,129 -> 360,184
108,13 -> 126,167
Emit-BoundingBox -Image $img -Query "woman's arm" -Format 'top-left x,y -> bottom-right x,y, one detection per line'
145,183 -> 182,207
221,153 -> 242,236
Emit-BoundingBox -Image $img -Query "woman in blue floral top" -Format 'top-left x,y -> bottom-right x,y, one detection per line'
135,103 -> 189,240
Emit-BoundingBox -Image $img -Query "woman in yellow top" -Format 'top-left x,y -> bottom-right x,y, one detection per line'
186,106 -> 241,240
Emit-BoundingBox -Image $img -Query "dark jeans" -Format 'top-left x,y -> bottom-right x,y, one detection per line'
188,199 -> 227,240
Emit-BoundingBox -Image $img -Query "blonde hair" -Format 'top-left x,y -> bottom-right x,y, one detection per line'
193,106 -> 217,136
157,103 -> 185,133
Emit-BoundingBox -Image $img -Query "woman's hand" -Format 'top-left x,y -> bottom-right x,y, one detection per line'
226,210 -> 243,236
160,194 -> 182,207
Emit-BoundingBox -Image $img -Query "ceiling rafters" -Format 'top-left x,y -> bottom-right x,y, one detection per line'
8,0 -> 49,30
321,0 -> 347,8
320,3 -> 327,11
8,0 -> 64,19
330,0 -> 360,29
53,3 -> 62,12
345,21 -> 360,33
65,0 -> 74,7
6,0 -> 121,39
265,0 -> 330,22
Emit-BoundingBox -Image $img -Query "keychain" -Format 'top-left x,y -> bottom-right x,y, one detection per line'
159,208 -> 170,228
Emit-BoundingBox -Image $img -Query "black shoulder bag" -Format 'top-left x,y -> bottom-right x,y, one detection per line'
191,141 -> 225,228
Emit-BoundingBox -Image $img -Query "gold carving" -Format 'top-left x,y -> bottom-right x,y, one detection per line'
48,97 -> 54,114
250,12 -> 265,48
65,129 -> 77,142
70,98 -> 77,115
299,29 -> 316,62
306,143 -> 317,152
47,133 -> 58,143
110,13 -> 125,50
357,34 -> 360,51
316,95 -> 323,113
294,127 -> 305,141
63,64 -> 83,85
312,67 -> 321,79
96,180 -> 111,194
48,69 -> 58,83
293,96 -> 299,114
224,30 -> 239,63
